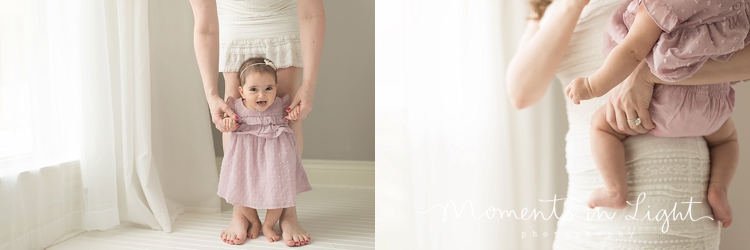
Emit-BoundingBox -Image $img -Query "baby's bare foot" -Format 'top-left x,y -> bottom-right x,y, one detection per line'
221,215 -> 249,245
281,218 -> 310,247
708,185 -> 733,228
247,221 -> 261,239
263,225 -> 281,242
587,187 -> 628,209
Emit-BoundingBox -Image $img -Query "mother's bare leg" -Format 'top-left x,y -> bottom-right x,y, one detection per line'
276,67 -> 304,154
219,72 -> 251,244
276,67 -> 310,246
220,205 -> 249,245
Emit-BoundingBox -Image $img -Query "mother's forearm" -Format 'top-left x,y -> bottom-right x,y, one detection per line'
656,46 -> 750,85
195,31 -> 221,100
298,0 -> 325,88
190,0 -> 221,101
506,1 -> 585,109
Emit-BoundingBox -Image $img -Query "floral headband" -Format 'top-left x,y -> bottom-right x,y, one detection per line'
239,58 -> 277,78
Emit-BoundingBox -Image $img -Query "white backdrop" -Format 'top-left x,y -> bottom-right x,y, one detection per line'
375,0 -> 568,249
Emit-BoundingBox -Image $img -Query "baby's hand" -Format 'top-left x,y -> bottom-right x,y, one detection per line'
565,77 -> 595,105
285,106 -> 300,121
224,117 -> 239,131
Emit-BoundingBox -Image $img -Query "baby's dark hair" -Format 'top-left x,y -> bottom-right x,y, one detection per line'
237,57 -> 278,86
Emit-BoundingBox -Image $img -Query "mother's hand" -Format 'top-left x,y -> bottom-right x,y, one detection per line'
605,61 -> 656,135
287,84 -> 315,121
208,95 -> 238,132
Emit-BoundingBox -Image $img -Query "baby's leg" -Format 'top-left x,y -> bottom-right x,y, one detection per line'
263,208 -> 284,242
704,117 -> 738,228
240,207 -> 262,239
588,106 -> 629,209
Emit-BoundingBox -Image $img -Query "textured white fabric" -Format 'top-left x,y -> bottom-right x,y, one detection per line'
217,0 -> 302,71
545,0 -> 721,249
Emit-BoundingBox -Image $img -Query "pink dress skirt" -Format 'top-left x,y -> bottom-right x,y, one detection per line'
604,0 -> 749,136
217,96 -> 312,209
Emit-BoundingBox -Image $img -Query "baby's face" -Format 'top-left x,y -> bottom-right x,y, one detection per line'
238,72 -> 277,111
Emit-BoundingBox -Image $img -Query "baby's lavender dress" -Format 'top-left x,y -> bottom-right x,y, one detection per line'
605,0 -> 750,136
217,96 -> 312,209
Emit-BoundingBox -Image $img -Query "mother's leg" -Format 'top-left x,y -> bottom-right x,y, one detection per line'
275,67 -> 310,246
223,72 -> 242,150
219,72 -> 262,244
276,67 -> 304,154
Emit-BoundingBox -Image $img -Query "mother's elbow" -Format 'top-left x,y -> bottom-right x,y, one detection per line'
506,76 -> 533,109
508,91 -> 533,109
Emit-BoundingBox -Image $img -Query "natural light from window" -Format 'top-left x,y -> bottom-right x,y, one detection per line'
0,1 -> 83,176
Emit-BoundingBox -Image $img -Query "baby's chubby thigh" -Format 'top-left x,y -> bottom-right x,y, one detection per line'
648,84 -> 734,137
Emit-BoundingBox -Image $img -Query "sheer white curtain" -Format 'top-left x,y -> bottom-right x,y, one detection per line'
376,0 -> 567,249
0,1 -> 219,249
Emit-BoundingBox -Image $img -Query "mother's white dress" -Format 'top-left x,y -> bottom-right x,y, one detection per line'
547,0 -> 721,249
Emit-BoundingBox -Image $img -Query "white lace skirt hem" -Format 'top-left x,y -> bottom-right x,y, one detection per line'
219,35 -> 303,72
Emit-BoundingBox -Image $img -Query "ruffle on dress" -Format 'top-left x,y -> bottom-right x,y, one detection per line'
227,95 -> 294,139
219,35 -> 303,72
606,0 -> 750,82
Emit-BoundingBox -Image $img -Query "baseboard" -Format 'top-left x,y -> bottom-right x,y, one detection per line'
215,157 -> 374,189
46,229 -> 85,248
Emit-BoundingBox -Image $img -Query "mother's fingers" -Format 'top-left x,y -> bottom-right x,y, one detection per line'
635,106 -> 655,131
625,105 -> 649,134
286,98 -> 300,112
298,103 -> 312,121
605,101 -> 617,131
611,102 -> 638,136
213,116 -> 228,132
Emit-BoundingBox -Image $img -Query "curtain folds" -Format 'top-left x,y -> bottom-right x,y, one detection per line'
1,1 -> 220,249
79,0 -> 174,231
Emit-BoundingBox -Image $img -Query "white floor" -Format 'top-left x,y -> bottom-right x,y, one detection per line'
46,187 -> 374,250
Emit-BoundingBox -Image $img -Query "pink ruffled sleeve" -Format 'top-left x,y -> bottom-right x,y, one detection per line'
639,0 -> 681,33
226,96 -> 238,112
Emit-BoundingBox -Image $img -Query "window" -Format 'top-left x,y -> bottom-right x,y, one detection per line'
0,1 -> 82,175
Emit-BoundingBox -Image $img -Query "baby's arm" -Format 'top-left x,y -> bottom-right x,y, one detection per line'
285,105 -> 301,121
566,3 -> 663,104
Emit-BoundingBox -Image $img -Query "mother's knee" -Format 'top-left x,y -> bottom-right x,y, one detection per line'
275,67 -> 302,97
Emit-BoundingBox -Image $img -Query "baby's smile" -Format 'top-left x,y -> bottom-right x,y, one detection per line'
239,72 -> 277,111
